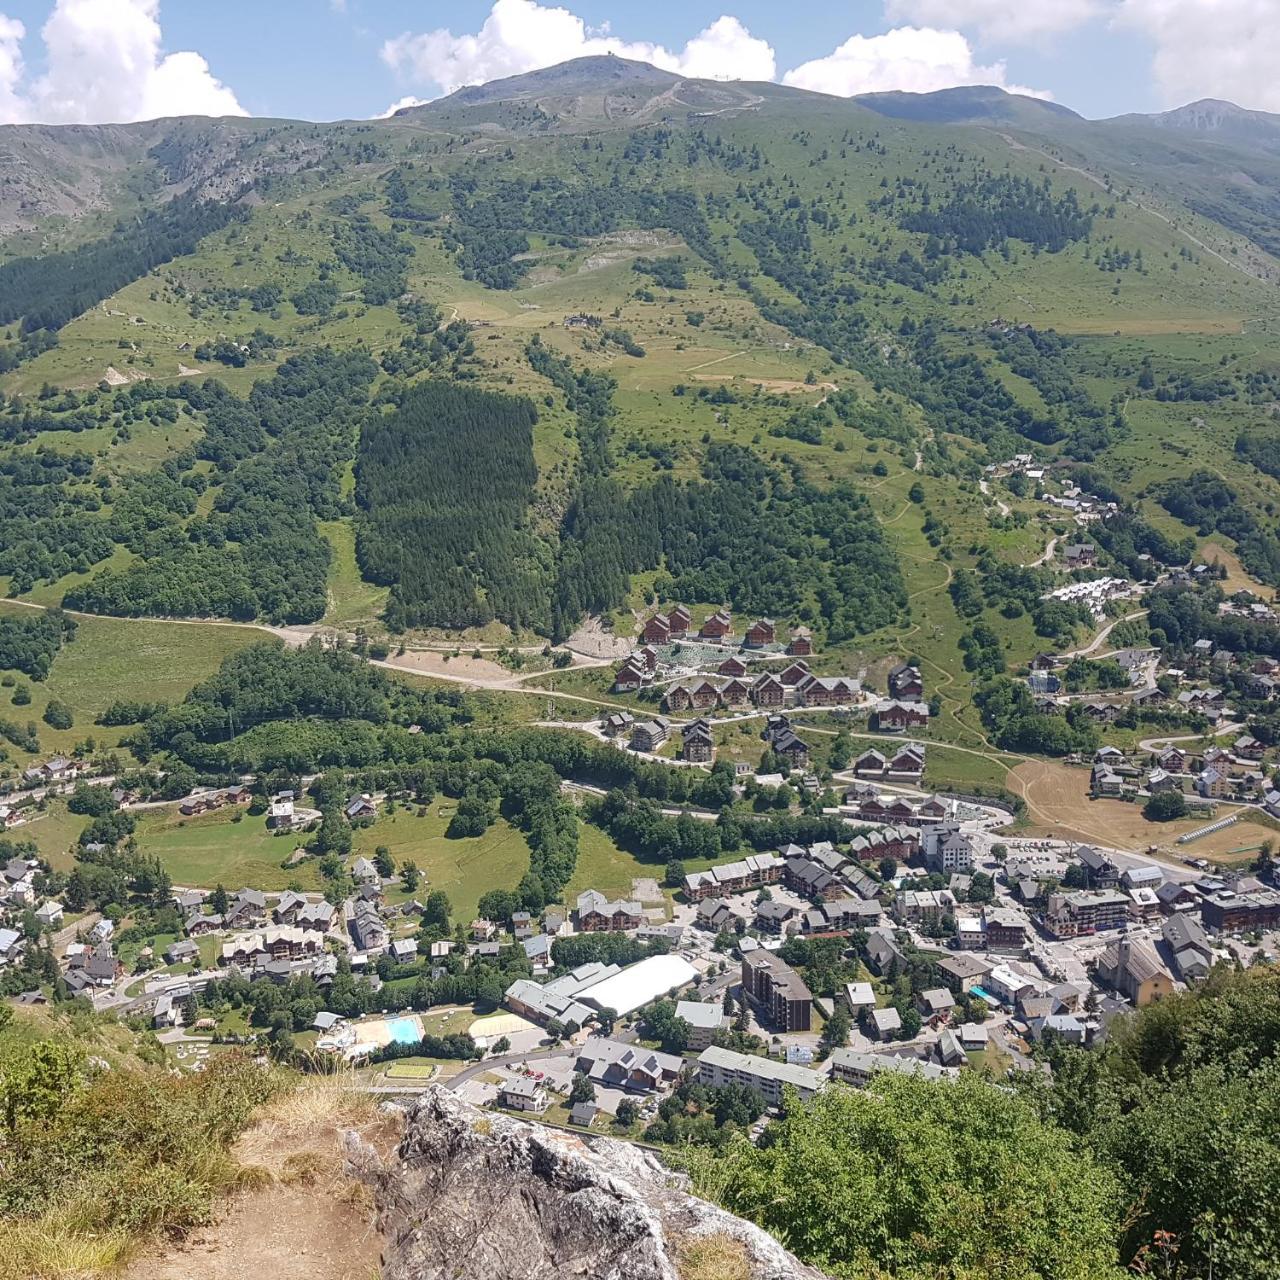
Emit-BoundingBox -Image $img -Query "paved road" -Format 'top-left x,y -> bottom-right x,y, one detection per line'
1024,534 -> 1060,569
1138,723 -> 1242,752
447,1046 -> 566,1092
1061,609 -> 1149,659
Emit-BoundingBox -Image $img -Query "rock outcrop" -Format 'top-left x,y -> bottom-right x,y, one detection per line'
347,1085 -> 825,1280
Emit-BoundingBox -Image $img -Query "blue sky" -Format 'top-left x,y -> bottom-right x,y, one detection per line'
0,1 -> 1273,127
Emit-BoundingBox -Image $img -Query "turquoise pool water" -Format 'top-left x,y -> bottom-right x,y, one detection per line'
387,1017 -> 421,1045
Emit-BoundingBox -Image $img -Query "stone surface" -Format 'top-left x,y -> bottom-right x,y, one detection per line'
347,1085 -> 825,1280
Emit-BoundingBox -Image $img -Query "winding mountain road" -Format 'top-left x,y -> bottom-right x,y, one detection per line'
1061,609 -> 1149,659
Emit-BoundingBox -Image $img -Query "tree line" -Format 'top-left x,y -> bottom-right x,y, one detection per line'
0,195 -> 247,333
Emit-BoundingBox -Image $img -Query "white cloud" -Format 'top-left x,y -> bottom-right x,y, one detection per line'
885,0 -> 1102,43
381,0 -> 774,97
1116,0 -> 1278,112
782,26 -> 1048,99
0,15 -> 25,120
671,16 -> 775,82
377,94 -> 428,119
0,0 -> 245,125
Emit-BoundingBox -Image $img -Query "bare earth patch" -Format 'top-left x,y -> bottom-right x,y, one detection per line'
566,614 -> 632,660
690,374 -> 837,393
126,1083 -> 396,1280
1010,758 -> 1278,859
632,876 -> 663,902
386,649 -> 512,684
1202,540 -> 1272,598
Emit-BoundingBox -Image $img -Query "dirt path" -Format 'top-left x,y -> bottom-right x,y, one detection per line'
1138,722 -> 1241,752
0,595 -> 627,699
125,1086 -> 392,1280
690,374 -> 838,394
683,350 -> 745,373
978,479 -> 1010,518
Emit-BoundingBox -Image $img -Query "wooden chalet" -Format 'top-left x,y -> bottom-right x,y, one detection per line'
875,701 -> 930,732
699,609 -> 733,642
682,719 -> 716,763
613,660 -> 645,693
752,674 -> 786,708
771,728 -> 810,767
786,628 -> 813,657
797,675 -> 858,707
887,663 -> 924,700
641,614 -> 671,645
778,660 -> 811,687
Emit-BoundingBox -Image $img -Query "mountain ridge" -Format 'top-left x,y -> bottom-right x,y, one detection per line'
850,84 -> 1082,126
0,54 -> 1275,137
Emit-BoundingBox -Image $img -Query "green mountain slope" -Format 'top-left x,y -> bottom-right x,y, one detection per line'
0,57 -> 1277,765
5,64 -> 1280,1280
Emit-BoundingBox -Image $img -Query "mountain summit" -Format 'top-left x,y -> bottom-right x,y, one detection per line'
393,54 -> 793,129
1113,97 -> 1280,151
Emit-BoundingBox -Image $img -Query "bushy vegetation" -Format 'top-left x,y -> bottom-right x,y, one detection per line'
66,350 -> 377,622
442,175 -> 715,290
1147,583 -> 1280,659
545,355 -> 905,641
0,1042 -> 282,1274
893,174 -> 1095,255
975,678 -> 1100,755
332,215 -> 413,304
129,640 -> 470,771
0,609 -> 75,680
632,256 -> 688,289
1158,471 -> 1280,586
1027,965 -> 1280,1280
686,1072 -> 1122,1280
686,962 -> 1280,1280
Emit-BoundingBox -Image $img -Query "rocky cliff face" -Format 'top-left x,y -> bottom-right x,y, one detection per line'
347,1086 -> 825,1280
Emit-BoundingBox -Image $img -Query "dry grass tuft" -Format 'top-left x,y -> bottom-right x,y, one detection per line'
233,1071 -> 378,1173
0,1220 -> 133,1279
279,1150 -> 330,1187
229,1163 -> 276,1191
678,1232 -> 751,1280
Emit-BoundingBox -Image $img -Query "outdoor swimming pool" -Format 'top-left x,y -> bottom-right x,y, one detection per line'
387,1017 -> 422,1045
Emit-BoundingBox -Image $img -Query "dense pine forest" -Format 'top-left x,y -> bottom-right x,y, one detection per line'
355,380 -> 547,631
